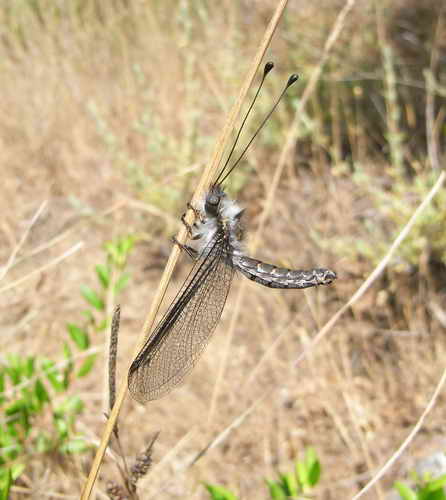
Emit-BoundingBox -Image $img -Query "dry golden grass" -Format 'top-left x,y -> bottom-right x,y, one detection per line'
1,1 -> 445,499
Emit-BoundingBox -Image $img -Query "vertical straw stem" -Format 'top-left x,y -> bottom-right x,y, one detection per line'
80,1 -> 290,497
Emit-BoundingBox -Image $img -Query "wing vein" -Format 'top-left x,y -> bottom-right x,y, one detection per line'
128,233 -> 234,402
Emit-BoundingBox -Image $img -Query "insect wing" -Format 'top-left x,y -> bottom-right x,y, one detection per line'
128,236 -> 234,403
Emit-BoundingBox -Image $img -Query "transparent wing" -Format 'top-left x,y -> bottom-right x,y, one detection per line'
128,236 -> 234,403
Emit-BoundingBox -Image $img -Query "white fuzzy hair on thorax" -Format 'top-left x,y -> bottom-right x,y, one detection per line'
192,187 -> 244,255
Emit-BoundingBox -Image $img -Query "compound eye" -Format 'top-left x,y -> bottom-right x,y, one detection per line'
205,192 -> 220,215
208,194 -> 219,206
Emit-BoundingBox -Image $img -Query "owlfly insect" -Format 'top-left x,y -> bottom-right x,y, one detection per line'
128,62 -> 337,403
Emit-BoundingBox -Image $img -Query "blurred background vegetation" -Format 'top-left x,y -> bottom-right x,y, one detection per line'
0,0 -> 445,498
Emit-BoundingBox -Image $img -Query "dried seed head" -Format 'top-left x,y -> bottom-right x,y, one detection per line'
130,433 -> 159,486
130,449 -> 153,486
106,480 -> 129,500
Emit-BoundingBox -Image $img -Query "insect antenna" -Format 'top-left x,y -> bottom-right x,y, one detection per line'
213,61 -> 274,186
215,72 -> 299,187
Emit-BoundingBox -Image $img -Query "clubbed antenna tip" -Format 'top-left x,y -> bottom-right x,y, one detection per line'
287,74 -> 299,88
264,61 -> 274,75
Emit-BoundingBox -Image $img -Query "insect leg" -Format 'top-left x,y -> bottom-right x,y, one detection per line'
180,213 -> 194,237
186,202 -> 204,223
180,202 -> 204,237
171,236 -> 199,260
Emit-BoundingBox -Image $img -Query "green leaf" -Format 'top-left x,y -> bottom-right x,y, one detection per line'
305,447 -> 317,466
5,399 -> 26,416
394,481 -> 417,500
81,309 -> 95,322
62,342 -> 74,376
77,354 -> 96,377
308,460 -> 321,486
80,285 -> 104,310
105,242 -> 120,265
63,341 -> 73,362
34,379 -> 50,405
96,318 -> 108,332
54,416 -> 68,439
430,491 -> 446,500
4,354 -> 22,385
305,448 -> 321,486
35,431 -> 53,453
118,236 -> 135,256
265,479 -> 287,499
2,440 -> 22,462
281,472 -> 299,495
296,460 -> 308,487
95,264 -> 111,289
0,468 -> 12,500
106,236 -> 135,268
114,272 -> 130,293
67,324 -> 90,350
204,483 -> 239,500
56,395 -> 84,415
24,357 -> 35,378
10,463 -> 25,481
1,420 -> 19,441
425,474 -> 446,492
59,437 -> 91,454
418,485 -> 446,500
42,359 -> 66,392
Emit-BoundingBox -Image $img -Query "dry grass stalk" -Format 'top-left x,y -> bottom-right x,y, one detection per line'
0,200 -> 47,282
109,305 -> 121,413
81,0 -> 290,497
0,241 -> 84,294
352,359 -> 446,499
